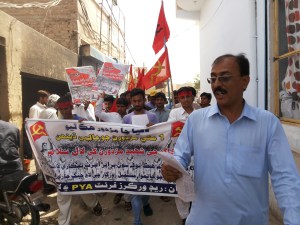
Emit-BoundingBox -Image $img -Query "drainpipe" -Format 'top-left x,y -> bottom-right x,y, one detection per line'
254,0 -> 259,107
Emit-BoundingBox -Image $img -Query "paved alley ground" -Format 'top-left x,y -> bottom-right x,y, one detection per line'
26,160 -> 284,225
38,192 -> 283,225
39,193 -> 181,225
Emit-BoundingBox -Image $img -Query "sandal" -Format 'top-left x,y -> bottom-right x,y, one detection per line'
113,193 -> 123,205
124,201 -> 132,211
93,202 -> 103,216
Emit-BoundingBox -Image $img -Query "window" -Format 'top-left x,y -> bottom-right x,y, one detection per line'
273,0 -> 300,123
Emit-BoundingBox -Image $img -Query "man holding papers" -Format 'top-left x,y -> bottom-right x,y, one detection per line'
161,54 -> 300,225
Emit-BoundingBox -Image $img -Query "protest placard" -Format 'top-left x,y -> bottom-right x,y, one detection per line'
93,62 -> 130,95
65,66 -> 97,104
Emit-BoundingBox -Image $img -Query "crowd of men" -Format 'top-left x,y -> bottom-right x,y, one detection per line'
24,82 -> 210,225
2,53 -> 300,225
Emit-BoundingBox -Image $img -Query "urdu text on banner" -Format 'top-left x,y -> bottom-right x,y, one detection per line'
25,120 -> 193,196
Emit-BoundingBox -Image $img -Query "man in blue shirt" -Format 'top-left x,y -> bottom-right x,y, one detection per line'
150,92 -> 170,123
162,54 -> 300,225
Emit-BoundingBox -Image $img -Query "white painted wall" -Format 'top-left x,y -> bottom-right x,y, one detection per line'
198,0 -> 265,108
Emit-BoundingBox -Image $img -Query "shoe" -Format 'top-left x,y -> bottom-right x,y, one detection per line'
160,196 -> 171,202
143,204 -> 153,216
113,193 -> 123,205
93,202 -> 102,216
124,201 -> 132,211
35,203 -> 50,212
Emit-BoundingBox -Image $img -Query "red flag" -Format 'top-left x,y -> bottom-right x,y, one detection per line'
171,121 -> 185,137
109,96 -> 118,113
152,1 -> 170,54
29,121 -> 48,142
136,68 -> 145,90
143,48 -> 171,90
128,64 -> 135,91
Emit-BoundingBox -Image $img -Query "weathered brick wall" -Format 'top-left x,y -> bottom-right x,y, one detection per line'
1,0 -> 125,61
0,0 -> 79,53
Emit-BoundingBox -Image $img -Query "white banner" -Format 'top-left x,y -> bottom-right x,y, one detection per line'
25,120 -> 190,196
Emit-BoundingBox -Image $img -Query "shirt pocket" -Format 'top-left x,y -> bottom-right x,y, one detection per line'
234,146 -> 265,178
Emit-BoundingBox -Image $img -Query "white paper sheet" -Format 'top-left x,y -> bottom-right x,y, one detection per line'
131,114 -> 149,126
157,152 -> 195,202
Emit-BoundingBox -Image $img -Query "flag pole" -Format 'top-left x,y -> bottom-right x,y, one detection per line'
169,72 -> 175,108
164,46 -> 174,109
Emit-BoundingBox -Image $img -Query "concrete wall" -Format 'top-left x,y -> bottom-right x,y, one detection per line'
0,10 -> 78,128
199,0 -> 260,107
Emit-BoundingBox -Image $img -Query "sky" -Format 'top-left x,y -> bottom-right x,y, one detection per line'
117,0 -> 200,85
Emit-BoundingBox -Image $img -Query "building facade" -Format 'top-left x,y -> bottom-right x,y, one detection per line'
0,0 -> 126,156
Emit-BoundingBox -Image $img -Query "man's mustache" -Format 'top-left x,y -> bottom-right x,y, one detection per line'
214,87 -> 227,95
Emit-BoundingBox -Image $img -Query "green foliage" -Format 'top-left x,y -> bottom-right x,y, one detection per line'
193,74 -> 200,91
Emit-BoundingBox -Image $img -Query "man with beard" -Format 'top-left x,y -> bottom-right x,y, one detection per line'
122,88 -> 158,225
161,54 -> 300,225
150,92 -> 170,123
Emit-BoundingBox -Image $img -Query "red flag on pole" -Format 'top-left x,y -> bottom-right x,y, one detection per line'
152,1 -> 170,54
135,68 -> 145,90
128,64 -> 135,91
143,47 -> 171,90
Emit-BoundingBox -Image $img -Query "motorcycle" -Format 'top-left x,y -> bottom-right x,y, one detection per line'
0,170 -> 46,225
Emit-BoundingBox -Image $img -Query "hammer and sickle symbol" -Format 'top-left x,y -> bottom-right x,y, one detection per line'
31,124 -> 47,136
173,126 -> 183,137
150,61 -> 165,84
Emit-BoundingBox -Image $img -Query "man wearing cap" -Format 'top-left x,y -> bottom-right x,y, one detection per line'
39,94 -> 60,120
145,90 -> 157,109
168,86 -> 199,122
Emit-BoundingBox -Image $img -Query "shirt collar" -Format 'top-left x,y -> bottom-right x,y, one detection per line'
207,101 -> 256,121
37,102 -> 46,108
154,107 -> 167,112
179,107 -> 189,115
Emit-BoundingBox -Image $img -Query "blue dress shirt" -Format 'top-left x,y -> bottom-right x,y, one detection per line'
174,102 -> 300,225
150,107 -> 170,123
